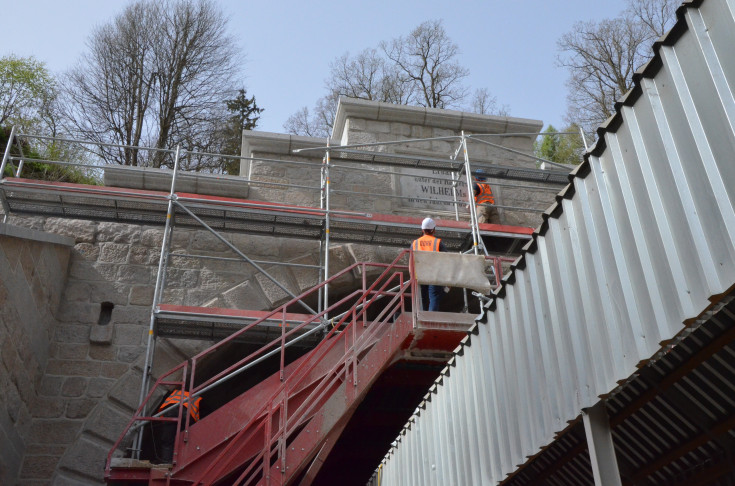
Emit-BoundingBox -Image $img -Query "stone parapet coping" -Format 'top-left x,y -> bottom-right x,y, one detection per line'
332,97 -> 543,139
241,131 -> 338,157
103,165 -> 250,199
0,223 -> 75,247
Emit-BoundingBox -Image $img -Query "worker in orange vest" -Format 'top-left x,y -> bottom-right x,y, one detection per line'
411,217 -> 446,311
473,169 -> 501,224
153,388 -> 202,464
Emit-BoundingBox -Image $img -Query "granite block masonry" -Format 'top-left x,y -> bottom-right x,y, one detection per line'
0,98 -> 561,484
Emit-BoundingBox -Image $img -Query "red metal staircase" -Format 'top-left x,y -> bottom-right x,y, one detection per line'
105,251 -> 487,485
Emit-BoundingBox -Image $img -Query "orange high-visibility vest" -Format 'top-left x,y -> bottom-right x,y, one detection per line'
412,234 -> 441,252
159,390 -> 201,422
475,182 -> 495,205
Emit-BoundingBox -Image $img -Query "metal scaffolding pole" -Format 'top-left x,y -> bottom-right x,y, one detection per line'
134,144 -> 182,457
0,126 -> 16,223
461,132 -> 481,256
323,141 -> 332,316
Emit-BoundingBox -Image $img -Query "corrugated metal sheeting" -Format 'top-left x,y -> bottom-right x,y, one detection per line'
371,0 -> 735,483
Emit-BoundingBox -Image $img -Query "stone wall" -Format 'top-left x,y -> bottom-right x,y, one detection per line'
0,98 -> 559,484
0,225 -> 73,486
1,213 -> 393,485
242,98 -> 560,229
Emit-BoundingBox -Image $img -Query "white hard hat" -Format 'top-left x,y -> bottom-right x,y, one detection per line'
421,217 -> 436,230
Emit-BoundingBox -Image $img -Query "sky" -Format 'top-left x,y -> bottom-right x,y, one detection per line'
3,0 -> 632,135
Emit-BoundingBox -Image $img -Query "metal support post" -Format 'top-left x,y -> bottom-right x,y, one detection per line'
318,156 -> 326,314
582,401 -> 623,486
0,126 -> 16,223
450,140 -> 463,222
579,125 -> 590,151
461,132 -> 481,255
133,145 -> 182,457
14,134 -> 26,177
322,141 -> 332,317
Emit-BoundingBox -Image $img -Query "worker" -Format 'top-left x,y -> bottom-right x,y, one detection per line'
152,387 -> 202,464
472,169 -> 501,224
411,217 -> 447,311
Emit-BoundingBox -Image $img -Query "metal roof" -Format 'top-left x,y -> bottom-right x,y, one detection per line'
373,0 -> 735,483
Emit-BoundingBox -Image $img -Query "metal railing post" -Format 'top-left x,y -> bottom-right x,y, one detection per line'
0,126 -> 16,223
461,132 -> 481,255
133,145 -> 182,456
323,140 -> 331,317
14,134 -> 26,177
579,126 -> 590,151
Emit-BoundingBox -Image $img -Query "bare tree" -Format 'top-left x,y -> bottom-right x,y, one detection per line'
283,98 -> 333,139
626,0 -> 678,39
61,0 -> 244,169
286,19 -> 497,137
381,20 -> 469,109
327,48 -> 412,105
558,0 -> 678,132
468,88 -> 510,116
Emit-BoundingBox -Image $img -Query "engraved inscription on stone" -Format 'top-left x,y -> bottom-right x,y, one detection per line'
400,168 -> 469,210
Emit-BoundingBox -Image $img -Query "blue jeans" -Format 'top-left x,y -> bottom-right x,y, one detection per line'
420,285 -> 444,311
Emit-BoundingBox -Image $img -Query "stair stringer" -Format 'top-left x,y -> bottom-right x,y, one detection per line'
263,313 -> 415,486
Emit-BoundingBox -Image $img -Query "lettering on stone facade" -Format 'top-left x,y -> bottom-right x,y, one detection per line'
400,168 -> 469,210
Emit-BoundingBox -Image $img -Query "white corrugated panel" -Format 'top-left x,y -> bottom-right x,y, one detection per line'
375,0 -> 735,483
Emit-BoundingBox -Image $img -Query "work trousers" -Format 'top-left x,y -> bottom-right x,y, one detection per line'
420,284 -> 444,312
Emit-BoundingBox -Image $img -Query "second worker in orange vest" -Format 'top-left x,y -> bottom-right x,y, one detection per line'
152,388 -> 203,464
473,169 -> 501,225
411,218 -> 447,311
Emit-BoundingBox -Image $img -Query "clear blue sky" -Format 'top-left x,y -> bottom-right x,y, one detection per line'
4,0 -> 632,134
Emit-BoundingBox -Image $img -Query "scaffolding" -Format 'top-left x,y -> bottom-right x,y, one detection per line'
0,127 -> 570,468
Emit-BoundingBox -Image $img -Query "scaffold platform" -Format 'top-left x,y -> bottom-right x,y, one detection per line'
0,177 -> 534,253
154,304 -> 323,345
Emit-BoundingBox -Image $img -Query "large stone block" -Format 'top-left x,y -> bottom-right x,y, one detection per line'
109,306 -> 149,326
129,285 -> 154,306
255,266 -> 299,307
56,436 -> 108,483
112,324 -> 146,346
52,343 -> 89,360
108,373 -> 142,411
61,377 -> 88,397
128,245 -> 159,266
218,280 -> 269,311
28,420 -> 82,445
65,399 -> 96,419
31,397 -> 64,418
45,360 -> 101,378
115,264 -> 154,285
19,454 -> 61,480
140,228 -> 164,247
100,362 -> 130,380
54,324 -> 91,343
86,377 -> 115,399
72,243 -> 100,261
96,222 -> 141,244
88,343 -> 116,361
98,243 -> 130,264
43,219 -> 96,244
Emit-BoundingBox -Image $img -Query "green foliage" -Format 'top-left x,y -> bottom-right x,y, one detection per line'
0,55 -> 57,131
0,127 -> 100,184
226,89 -> 263,132
220,89 -> 263,174
534,124 -> 585,167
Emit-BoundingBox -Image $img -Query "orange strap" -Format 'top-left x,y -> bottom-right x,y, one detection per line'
159,390 -> 201,422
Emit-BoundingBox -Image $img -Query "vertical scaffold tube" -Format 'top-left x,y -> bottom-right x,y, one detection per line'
0,126 -> 17,223
133,145 -> 181,457
461,132 -> 480,255
323,141 -> 331,316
